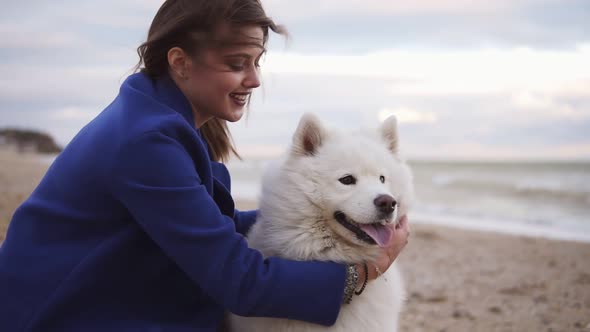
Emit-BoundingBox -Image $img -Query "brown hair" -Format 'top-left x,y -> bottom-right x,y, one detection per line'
136,0 -> 285,162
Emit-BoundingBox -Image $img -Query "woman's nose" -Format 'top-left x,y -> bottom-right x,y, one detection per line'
243,67 -> 261,89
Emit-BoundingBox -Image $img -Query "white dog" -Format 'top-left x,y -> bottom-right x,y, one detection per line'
228,113 -> 414,331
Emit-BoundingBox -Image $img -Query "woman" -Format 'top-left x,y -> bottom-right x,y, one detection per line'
0,0 -> 410,330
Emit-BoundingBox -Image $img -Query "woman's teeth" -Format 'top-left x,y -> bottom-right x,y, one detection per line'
230,93 -> 248,102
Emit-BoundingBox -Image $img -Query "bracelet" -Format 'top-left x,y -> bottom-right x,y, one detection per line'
354,262 -> 368,296
343,264 -> 359,304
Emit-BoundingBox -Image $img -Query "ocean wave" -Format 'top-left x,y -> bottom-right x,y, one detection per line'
411,210 -> 590,243
428,173 -> 590,205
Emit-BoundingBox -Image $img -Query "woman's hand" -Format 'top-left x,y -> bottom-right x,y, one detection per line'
356,215 -> 410,284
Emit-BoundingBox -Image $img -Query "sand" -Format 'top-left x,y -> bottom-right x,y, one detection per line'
0,150 -> 50,241
235,199 -> 590,332
1,150 -> 589,331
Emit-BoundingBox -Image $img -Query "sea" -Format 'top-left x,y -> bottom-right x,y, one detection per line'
38,154 -> 590,243
226,159 -> 590,243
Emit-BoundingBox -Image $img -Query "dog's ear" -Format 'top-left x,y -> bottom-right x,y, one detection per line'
381,115 -> 399,154
291,113 -> 325,156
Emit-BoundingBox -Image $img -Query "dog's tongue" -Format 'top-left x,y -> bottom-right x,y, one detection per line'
359,223 -> 394,247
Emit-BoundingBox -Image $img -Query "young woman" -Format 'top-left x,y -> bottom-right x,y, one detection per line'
0,0 -> 410,330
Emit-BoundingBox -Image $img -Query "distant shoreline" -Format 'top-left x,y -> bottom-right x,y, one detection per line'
410,211 -> 590,244
17,151 -> 590,244
236,198 -> 590,244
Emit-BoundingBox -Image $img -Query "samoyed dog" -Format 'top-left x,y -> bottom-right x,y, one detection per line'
228,113 -> 414,331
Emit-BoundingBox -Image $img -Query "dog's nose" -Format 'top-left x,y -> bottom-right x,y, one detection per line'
374,195 -> 396,214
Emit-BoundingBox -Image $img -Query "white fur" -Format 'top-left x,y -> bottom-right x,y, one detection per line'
227,114 -> 414,331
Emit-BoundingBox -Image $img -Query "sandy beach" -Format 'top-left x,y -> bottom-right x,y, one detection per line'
1,150 -> 589,331
0,150 -> 51,242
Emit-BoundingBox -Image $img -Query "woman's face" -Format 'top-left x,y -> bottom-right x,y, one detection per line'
176,25 -> 265,127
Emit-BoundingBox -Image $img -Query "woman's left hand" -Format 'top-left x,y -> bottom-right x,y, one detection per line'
363,215 -> 410,282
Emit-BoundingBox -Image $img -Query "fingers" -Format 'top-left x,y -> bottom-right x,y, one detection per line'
402,216 -> 410,237
401,217 -> 410,245
391,215 -> 410,248
395,214 -> 408,230
399,215 -> 408,228
370,215 -> 411,280
393,216 -> 409,238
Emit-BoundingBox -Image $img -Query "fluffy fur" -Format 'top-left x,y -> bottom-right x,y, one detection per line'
228,114 -> 414,331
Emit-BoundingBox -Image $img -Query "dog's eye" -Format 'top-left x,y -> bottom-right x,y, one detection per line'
339,175 -> 357,185
380,175 -> 385,183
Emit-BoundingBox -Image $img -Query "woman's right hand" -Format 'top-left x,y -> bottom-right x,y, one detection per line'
357,215 -> 410,284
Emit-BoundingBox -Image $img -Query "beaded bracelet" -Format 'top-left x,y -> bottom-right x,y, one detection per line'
343,264 -> 359,304
354,262 -> 368,296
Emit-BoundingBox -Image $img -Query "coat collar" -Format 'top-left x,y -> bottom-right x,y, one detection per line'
124,72 -> 215,158
124,72 -> 196,130
123,72 -> 236,216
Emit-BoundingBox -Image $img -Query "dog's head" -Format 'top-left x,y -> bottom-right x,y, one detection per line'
284,113 -> 414,251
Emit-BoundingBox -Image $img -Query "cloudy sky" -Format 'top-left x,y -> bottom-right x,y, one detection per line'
1,0 -> 589,160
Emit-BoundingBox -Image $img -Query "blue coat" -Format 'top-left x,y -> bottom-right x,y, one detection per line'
0,73 -> 346,331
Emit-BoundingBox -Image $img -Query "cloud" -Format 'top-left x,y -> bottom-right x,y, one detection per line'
264,0 -> 522,19
264,44 -> 590,97
511,91 -> 588,121
0,24 -> 90,49
50,107 -> 102,121
404,141 -> 590,161
0,63 -> 131,106
1,1 -> 161,26
264,0 -> 590,52
0,1 -> 156,62
378,108 -> 437,124
1,0 -> 590,160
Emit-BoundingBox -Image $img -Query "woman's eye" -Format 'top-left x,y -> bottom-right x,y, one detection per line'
380,175 -> 385,183
228,63 -> 245,71
339,175 -> 357,185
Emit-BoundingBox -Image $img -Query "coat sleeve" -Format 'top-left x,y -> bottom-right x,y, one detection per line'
109,130 -> 346,326
233,209 -> 258,236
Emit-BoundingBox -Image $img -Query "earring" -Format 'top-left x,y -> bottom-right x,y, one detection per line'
178,72 -> 187,80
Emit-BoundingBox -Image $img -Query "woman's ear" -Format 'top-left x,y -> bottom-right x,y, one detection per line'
167,47 -> 190,80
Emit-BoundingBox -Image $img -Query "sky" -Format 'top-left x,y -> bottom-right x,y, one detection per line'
1,0 -> 589,161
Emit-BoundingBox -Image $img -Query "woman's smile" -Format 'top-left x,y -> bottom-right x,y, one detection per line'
229,92 -> 251,106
